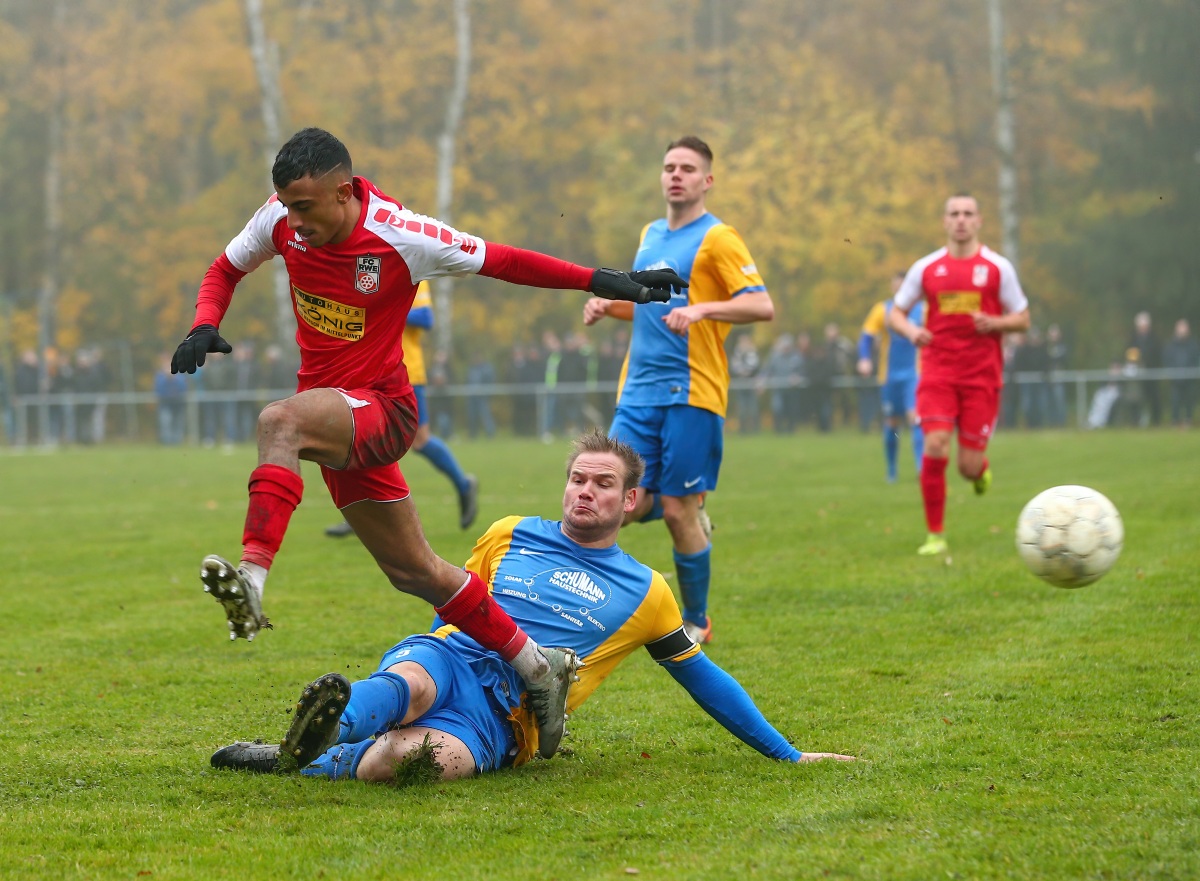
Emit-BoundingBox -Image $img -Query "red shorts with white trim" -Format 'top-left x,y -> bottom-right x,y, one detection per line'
915,379 -> 1000,451
320,386 -> 420,508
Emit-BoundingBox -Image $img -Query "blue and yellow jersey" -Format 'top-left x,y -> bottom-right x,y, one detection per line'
429,515 -> 700,764
402,281 -> 434,386
619,214 -> 767,417
859,298 -> 923,383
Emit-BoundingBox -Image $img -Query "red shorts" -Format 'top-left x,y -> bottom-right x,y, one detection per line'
916,379 -> 1001,451
320,386 -> 420,508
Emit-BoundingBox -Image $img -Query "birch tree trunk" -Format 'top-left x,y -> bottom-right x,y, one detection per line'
37,0 -> 66,442
988,0 -> 1020,269
243,0 -> 295,352
432,0 -> 472,356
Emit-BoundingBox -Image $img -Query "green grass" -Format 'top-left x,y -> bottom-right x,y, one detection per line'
1,430 -> 1197,880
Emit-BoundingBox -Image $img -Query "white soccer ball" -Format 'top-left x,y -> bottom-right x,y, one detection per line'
1015,485 -> 1123,588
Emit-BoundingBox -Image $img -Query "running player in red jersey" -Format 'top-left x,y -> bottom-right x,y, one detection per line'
888,194 -> 1030,556
169,128 -> 684,757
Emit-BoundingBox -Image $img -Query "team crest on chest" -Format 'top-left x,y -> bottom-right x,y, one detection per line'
355,256 -> 381,294
972,263 -> 990,287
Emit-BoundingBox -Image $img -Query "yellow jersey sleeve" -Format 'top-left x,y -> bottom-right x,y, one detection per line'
862,301 -> 887,337
685,225 -> 768,415
463,516 -> 521,589
861,301 -> 890,382
403,281 -> 432,386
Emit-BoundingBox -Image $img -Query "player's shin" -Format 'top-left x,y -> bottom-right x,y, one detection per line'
884,428 -> 900,479
639,493 -> 664,524
435,571 -> 546,680
920,455 -> 948,533
340,672 -> 412,742
417,437 -> 470,494
240,464 -> 304,582
674,545 -> 712,626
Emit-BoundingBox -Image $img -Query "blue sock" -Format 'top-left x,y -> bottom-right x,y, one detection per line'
339,671 -> 411,743
417,437 -> 470,495
301,739 -> 375,781
639,494 -> 664,524
674,544 -> 712,625
912,424 -> 925,473
884,427 -> 899,478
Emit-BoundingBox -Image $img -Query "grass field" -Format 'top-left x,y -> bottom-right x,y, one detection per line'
2,429 -> 1197,880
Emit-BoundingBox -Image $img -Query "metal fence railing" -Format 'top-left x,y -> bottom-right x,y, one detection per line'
3,367 -> 1198,447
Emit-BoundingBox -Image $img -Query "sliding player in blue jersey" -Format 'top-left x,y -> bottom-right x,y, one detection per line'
857,272 -> 925,483
326,281 -> 479,537
583,137 -> 775,646
212,431 -> 852,781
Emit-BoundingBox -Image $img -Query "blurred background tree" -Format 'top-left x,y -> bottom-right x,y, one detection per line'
0,0 -> 1193,380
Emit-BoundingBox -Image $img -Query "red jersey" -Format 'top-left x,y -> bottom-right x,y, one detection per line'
217,177 -> 486,394
893,245 -> 1027,387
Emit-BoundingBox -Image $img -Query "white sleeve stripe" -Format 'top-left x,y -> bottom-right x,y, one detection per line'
224,198 -> 286,272
983,246 -> 1029,314
362,192 -> 486,282
893,248 -> 946,310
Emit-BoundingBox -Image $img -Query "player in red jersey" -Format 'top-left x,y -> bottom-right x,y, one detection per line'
888,194 -> 1030,556
170,128 -> 683,758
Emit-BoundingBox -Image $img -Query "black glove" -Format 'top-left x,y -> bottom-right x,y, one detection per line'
171,324 -> 233,374
590,268 -> 687,304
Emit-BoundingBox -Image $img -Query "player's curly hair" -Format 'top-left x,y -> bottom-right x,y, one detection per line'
272,128 -> 353,190
567,430 -> 645,492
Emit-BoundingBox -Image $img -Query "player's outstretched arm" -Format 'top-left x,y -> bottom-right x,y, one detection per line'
477,243 -> 683,304
590,267 -> 686,305
664,652 -> 854,762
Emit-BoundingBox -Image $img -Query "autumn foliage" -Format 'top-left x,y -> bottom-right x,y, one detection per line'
0,0 -> 1194,377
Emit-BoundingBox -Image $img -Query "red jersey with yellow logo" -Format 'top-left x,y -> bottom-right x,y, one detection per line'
893,245 -> 1027,388
221,177 -> 485,395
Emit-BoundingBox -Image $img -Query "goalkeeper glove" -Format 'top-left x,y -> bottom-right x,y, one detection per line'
171,324 -> 233,374
590,268 -> 687,304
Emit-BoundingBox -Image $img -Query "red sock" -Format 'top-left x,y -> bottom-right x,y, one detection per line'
920,455 -> 948,534
436,570 -> 526,660
974,457 -> 990,481
240,464 -> 304,569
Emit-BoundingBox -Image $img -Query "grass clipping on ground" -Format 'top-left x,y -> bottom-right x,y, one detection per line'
387,733 -> 444,787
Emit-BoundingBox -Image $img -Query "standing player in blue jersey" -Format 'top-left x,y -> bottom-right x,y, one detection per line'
325,281 -> 479,538
582,137 -> 775,646
211,431 -> 853,781
856,272 -> 925,483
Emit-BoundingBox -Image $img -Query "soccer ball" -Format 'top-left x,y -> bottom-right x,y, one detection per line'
1015,485 -> 1123,588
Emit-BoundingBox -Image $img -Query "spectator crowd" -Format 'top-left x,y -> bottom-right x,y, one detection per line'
2,310 -> 1197,447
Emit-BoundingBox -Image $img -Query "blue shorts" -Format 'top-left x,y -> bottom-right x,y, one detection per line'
610,404 -> 724,496
881,375 -> 917,419
377,635 -> 518,773
413,384 -> 429,427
